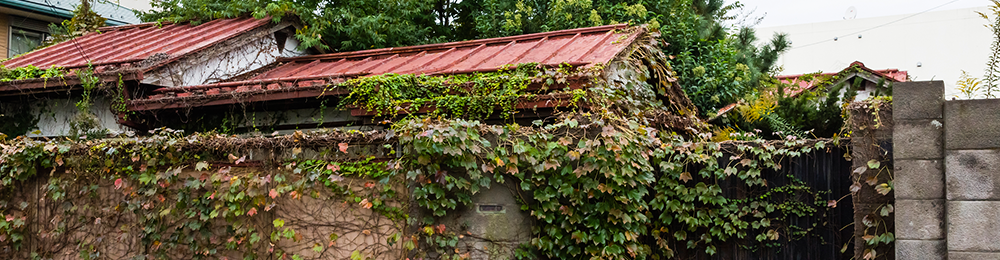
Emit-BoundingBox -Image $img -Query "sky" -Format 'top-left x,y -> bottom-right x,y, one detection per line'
727,0 -> 991,28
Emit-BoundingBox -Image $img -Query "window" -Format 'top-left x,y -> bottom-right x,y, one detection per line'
9,27 -> 47,58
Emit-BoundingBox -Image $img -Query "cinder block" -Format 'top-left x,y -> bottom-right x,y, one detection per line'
896,240 -> 946,260
948,201 -> 1000,251
896,199 -> 945,240
894,81 -> 944,120
946,150 -> 1000,200
949,251 -> 1000,260
894,119 -> 943,160
895,159 -> 944,199
945,99 -> 1000,149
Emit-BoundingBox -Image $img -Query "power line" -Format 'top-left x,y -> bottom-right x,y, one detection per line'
789,0 -> 962,50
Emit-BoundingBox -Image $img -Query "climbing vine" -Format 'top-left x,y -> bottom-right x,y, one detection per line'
396,115 -> 836,259
0,35 -> 844,259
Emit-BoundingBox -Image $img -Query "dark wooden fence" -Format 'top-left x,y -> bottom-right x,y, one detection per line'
705,146 -> 856,260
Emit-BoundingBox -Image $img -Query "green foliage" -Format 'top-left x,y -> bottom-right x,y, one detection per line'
340,66 -> 529,119
0,65 -> 64,82
658,1 -> 787,115
43,0 -> 108,47
980,1 -> 1000,98
138,0 -> 439,52
0,101 -> 39,137
397,115 -> 832,259
0,130 -> 404,259
68,67 -> 107,139
956,70 -> 984,99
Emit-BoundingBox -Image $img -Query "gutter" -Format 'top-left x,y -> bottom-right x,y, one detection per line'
0,0 -> 132,26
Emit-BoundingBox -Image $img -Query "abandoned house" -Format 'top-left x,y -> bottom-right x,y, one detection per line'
0,17 -> 710,259
0,17 -> 319,137
2,19 -> 695,137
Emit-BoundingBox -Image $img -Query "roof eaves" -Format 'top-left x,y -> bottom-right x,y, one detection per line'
0,0 -> 73,19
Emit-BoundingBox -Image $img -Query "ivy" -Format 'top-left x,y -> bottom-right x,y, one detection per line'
396,114 -> 836,259
0,42 -> 835,260
337,63 -> 579,120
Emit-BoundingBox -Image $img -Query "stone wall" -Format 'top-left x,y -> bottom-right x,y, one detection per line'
892,80 -> 1000,259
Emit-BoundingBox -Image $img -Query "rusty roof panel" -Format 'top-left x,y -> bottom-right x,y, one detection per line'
133,24 -> 645,109
3,17 -> 272,70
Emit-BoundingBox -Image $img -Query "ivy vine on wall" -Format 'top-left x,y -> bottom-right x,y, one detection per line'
0,37 -> 845,259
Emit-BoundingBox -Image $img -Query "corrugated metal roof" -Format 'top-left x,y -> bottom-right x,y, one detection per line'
776,61 -> 908,96
0,0 -> 140,25
714,61 -> 908,117
131,24 -> 642,110
3,17 -> 271,70
251,24 -> 633,78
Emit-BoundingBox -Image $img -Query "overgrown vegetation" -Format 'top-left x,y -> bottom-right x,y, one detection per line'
0,0 -> 883,259
0,35 -> 846,259
980,0 -> 1000,97
716,63 -> 893,140
43,0 -> 108,47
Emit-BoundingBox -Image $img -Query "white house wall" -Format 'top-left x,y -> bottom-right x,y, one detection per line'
757,6 -> 993,98
141,24 -> 308,87
28,96 -> 128,137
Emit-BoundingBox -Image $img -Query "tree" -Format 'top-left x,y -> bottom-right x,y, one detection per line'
44,0 -> 108,47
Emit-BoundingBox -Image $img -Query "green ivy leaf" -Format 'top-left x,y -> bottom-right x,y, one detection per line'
273,219 -> 285,228
867,159 -> 880,169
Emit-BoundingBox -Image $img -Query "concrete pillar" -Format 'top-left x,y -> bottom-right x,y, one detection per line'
893,81 -> 947,259
943,96 -> 1000,258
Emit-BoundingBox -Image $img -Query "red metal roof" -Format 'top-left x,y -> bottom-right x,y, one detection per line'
714,61 -> 908,117
776,61 -> 908,96
130,24 -> 644,111
3,17 -> 271,71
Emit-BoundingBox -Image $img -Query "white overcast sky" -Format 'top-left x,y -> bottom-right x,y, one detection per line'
730,0 -> 992,28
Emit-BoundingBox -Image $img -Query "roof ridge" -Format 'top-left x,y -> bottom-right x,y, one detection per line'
279,23 -> 630,62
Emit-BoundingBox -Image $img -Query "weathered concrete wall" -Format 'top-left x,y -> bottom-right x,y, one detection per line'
892,80 -> 1000,258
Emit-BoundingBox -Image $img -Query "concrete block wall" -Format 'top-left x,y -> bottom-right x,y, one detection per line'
894,81 -> 1000,258
943,98 -> 1000,258
893,81 -> 947,259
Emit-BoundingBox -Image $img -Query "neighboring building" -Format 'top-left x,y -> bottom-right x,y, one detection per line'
0,0 -> 141,58
0,17 -> 318,136
757,6 -> 991,98
713,61 -> 907,119
778,61 -> 908,100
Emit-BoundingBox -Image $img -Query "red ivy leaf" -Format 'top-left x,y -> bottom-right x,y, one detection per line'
338,143 -> 349,153
269,189 -> 279,199
435,224 -> 446,234
114,178 -> 124,189
679,172 -> 692,183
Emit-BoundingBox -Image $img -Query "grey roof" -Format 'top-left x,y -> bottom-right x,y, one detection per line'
0,0 -> 141,25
